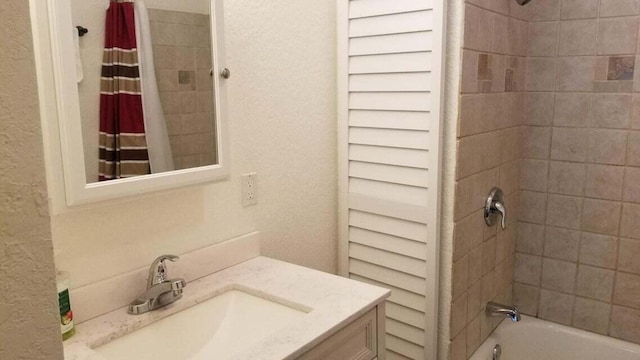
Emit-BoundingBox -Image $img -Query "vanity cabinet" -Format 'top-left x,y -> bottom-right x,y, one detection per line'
300,305 -> 385,360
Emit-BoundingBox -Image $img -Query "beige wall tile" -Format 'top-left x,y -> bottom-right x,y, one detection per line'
621,203 -> 640,239
160,92 -> 181,114
556,56 -> 596,91
559,20 -> 597,55
525,93 -> 555,125
520,191 -> 548,224
150,21 -> 178,46
585,164 -> 624,200
175,24 -> 195,47
553,93 -> 592,127
455,176 -> 475,221
600,0 -> 640,17
482,237 -> 497,275
497,225 -> 517,263
493,14 -> 509,54
196,48 -> 212,70
450,327 -> 467,360
153,46 -> 177,69
481,270 -> 497,305
581,199 -> 622,235
539,289 -> 575,324
156,69 -> 178,91
453,255 -> 470,300
590,94 -> 632,129
561,0 -> 599,19
544,226 -> 581,261
464,4 -> 495,52
580,232 -> 618,268
587,129 -> 628,165
527,58 -> 557,91
517,222 -> 546,255
463,50 -> 480,94
548,161 -> 586,196
624,167 -> 640,203
546,194 -> 583,229
619,238 -> 640,275
628,133 -> 640,167
597,18 -> 639,55
467,281 -> 483,320
469,244 -> 483,284
529,0 -> 561,21
466,315 -> 481,358
521,159 -> 549,191
551,128 -> 588,162
507,18 -> 529,56
451,292 -> 468,337
631,97 -> 640,129
614,272 -> 640,309
513,282 -> 541,315
515,253 -> 543,285
529,22 -> 559,57
175,47 -> 195,69
499,160 -> 522,195
179,91 -> 197,114
457,136 -> 485,179
576,265 -> 615,301
610,306 -> 640,343
573,297 -> 611,334
542,258 -> 578,292
523,126 -> 552,159
195,25 -> 212,49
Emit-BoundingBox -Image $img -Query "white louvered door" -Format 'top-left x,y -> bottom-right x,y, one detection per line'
338,1 -> 445,359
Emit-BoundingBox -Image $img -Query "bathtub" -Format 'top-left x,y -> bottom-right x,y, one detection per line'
470,315 -> 640,360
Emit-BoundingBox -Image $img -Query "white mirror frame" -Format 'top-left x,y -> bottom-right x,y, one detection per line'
30,0 -> 229,209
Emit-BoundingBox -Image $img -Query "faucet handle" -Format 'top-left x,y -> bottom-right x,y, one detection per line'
485,188 -> 507,230
147,254 -> 180,288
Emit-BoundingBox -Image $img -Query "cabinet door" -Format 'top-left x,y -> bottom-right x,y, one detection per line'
300,307 -> 377,360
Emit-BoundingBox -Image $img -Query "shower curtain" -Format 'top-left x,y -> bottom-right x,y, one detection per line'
134,0 -> 174,174
99,1 -> 150,181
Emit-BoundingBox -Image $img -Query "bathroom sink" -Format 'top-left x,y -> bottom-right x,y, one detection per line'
92,288 -> 309,360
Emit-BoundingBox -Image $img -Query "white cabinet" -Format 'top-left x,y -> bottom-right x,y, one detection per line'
300,305 -> 386,360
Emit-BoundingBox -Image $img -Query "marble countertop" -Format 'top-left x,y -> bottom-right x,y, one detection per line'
63,256 -> 390,360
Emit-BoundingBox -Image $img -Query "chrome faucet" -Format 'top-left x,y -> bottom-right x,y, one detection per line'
486,302 -> 521,322
128,255 -> 187,315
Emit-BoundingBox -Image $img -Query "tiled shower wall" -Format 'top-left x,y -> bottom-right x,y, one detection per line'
149,9 -> 217,169
449,1 -> 529,359
514,0 -> 640,345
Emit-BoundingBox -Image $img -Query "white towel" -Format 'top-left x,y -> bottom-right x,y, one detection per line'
74,31 -> 84,83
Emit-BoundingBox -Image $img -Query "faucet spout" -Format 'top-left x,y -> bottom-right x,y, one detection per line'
486,302 -> 521,322
128,255 -> 186,315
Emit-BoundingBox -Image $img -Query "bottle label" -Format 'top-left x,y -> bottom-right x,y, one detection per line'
58,289 -> 74,334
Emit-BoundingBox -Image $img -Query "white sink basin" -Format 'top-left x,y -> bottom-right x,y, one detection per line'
92,288 -> 309,360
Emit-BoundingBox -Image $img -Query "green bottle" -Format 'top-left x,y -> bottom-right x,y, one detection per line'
57,271 -> 76,341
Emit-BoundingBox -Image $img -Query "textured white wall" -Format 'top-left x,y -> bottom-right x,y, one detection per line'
0,0 -> 64,358
53,0 -> 338,290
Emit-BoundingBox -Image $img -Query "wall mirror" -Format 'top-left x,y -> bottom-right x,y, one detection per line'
33,0 -> 229,207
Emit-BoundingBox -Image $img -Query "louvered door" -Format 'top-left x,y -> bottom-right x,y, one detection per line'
338,1 -> 445,359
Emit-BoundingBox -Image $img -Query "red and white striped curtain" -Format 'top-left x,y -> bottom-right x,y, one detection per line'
98,0 -> 150,181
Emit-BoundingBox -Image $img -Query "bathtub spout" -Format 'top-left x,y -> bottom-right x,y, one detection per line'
486,302 -> 521,322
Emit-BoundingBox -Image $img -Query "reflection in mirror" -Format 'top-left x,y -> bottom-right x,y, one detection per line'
71,0 -> 218,183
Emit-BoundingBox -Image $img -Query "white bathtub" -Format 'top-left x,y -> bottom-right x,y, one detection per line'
470,315 -> 640,360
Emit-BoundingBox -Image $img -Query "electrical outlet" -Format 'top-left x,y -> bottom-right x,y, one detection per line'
241,172 -> 258,207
